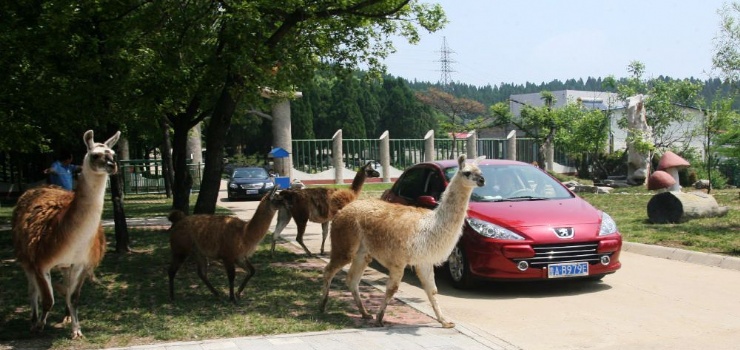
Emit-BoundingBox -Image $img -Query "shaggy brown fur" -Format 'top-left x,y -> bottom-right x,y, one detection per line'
270,162 -> 380,257
319,155 -> 485,328
12,130 -> 120,339
167,186 -> 284,302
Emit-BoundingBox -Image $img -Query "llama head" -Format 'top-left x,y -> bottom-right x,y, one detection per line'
264,186 -> 286,210
83,130 -> 121,175
456,154 -> 485,188
362,162 -> 381,178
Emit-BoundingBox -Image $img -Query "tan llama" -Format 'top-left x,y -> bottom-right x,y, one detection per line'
270,161 -> 380,257
167,186 -> 285,302
12,130 -> 120,339
319,154 -> 485,328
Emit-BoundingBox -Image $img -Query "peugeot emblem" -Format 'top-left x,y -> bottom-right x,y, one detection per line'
553,227 -> 575,239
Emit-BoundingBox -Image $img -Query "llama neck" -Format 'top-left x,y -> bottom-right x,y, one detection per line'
349,170 -> 367,195
243,197 -> 278,248
431,174 -> 474,237
69,168 -> 109,219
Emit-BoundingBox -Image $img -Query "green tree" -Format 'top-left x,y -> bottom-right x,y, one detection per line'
381,78 -> 437,139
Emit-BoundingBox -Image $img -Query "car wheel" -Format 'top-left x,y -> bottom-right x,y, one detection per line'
447,244 -> 476,289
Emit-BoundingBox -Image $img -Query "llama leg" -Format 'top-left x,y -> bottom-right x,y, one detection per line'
24,269 -> 40,326
375,264 -> 405,327
223,260 -> 237,303
64,265 -> 87,339
168,252 -> 188,301
195,256 -> 220,298
236,259 -> 255,299
32,268 -> 54,332
295,219 -> 313,256
415,264 -> 454,328
271,207 -> 291,257
346,247 -> 373,320
319,222 -> 329,255
319,254 -> 353,313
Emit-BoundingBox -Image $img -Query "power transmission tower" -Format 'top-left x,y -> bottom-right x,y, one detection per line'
437,36 -> 455,91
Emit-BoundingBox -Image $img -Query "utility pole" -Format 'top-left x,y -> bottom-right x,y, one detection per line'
438,36 -> 455,91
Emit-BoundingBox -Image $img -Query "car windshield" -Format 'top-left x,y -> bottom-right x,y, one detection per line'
232,168 -> 268,179
445,164 -> 573,202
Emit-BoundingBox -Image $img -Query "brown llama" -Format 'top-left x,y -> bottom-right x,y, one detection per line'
270,161 -> 380,257
12,130 -> 120,339
167,186 -> 285,302
319,155 -> 485,328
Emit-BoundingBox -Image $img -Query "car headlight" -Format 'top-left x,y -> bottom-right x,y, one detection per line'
229,183 -> 238,189
467,217 -> 524,240
599,212 -> 618,236
264,182 -> 275,188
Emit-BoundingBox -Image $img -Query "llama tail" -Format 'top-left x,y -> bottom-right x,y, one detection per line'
168,210 -> 186,224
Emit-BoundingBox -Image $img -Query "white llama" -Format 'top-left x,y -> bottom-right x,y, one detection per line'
12,130 -> 120,339
319,154 -> 485,328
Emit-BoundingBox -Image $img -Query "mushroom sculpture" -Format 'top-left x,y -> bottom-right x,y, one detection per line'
656,151 -> 690,192
646,170 -> 676,192
646,152 -> 728,223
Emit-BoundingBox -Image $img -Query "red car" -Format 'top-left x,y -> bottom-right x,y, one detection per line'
381,158 -> 622,289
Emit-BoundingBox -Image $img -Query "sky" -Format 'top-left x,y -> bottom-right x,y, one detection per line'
382,0 -> 731,87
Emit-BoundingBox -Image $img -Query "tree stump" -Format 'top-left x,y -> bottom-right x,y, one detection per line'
647,191 -> 729,224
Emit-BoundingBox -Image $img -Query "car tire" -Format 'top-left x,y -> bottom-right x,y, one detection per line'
447,244 -> 476,289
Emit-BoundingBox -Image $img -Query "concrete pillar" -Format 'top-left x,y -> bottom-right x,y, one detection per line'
379,131 -> 390,182
261,88 -> 302,179
186,122 -> 203,165
271,100 -> 292,178
466,130 -> 477,159
506,130 -> 517,161
332,129 -> 343,184
424,130 -> 435,162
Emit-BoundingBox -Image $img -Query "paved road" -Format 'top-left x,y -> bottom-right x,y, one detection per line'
220,184 -> 740,350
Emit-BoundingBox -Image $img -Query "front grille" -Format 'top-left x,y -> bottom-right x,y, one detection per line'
240,183 -> 263,189
515,242 -> 604,267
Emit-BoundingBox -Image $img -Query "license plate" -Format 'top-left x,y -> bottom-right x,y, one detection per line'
246,190 -> 258,194
548,262 -> 589,278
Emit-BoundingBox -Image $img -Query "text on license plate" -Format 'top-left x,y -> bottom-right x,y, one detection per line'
246,190 -> 258,194
548,262 -> 589,278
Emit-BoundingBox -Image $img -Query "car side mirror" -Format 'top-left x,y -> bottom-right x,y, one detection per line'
416,195 -> 438,208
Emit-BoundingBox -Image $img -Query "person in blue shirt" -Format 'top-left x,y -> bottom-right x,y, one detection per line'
44,152 -> 80,191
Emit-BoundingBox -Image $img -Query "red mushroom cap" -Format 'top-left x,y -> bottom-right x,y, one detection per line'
657,151 -> 690,171
647,170 -> 677,190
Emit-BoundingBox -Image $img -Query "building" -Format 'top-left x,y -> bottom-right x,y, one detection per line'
507,90 -> 705,155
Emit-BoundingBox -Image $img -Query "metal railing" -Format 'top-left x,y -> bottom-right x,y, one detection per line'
116,160 -> 204,194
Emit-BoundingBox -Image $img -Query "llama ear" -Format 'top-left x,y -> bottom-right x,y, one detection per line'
84,130 -> 95,150
474,156 -> 486,165
457,154 -> 467,168
104,131 -> 121,149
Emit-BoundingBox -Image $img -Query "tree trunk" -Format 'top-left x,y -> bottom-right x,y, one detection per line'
159,116 -> 174,198
109,172 -> 130,253
194,76 -> 240,214
647,191 -> 729,224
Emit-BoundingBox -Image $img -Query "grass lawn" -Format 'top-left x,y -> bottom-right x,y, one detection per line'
0,193 -> 359,349
580,187 -> 740,256
0,184 -> 737,349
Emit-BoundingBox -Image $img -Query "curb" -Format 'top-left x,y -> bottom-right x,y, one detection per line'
622,241 -> 740,271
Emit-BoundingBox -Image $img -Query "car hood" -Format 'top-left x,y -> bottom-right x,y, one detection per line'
468,198 -> 601,229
